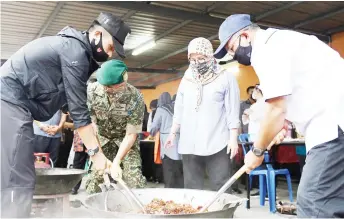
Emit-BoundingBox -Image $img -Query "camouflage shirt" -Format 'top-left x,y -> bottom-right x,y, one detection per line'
87,82 -> 144,146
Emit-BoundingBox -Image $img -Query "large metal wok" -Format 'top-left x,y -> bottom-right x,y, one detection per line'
34,168 -> 86,195
83,188 -> 245,218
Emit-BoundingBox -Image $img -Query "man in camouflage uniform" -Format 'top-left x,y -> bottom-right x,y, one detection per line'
86,60 -> 146,194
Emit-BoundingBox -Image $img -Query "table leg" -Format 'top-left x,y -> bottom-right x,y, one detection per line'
246,173 -> 250,209
62,195 -> 70,217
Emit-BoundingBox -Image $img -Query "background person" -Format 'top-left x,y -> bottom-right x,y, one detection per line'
33,110 -> 67,166
0,12 -> 131,217
150,92 -> 184,188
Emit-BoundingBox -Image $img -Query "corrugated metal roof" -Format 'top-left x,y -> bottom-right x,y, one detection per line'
1,1 -> 343,87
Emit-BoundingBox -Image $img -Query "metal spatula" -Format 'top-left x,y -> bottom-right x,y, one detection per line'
199,165 -> 248,213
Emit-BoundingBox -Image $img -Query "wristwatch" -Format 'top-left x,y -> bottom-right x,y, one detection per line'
251,146 -> 265,157
87,146 -> 100,156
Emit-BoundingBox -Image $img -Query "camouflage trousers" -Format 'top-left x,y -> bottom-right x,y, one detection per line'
85,139 -> 147,194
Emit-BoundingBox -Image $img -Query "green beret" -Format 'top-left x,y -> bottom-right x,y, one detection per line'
96,60 -> 128,85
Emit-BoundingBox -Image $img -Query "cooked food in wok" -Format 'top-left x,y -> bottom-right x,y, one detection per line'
141,198 -> 204,215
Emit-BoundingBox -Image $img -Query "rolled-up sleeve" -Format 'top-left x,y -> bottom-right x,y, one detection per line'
60,51 -> 91,129
126,93 -> 144,134
87,83 -> 97,123
173,79 -> 185,125
225,72 -> 240,129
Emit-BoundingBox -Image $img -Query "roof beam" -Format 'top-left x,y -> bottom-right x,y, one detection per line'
131,74 -> 159,84
141,34 -> 218,68
128,68 -> 178,74
93,1 -> 330,41
205,2 -> 228,13
129,2 -> 223,59
293,7 -> 344,29
254,1 -> 303,21
150,73 -> 184,87
121,10 -> 137,21
326,25 -> 344,35
93,1 -> 222,26
135,86 -> 156,90
34,2 -> 64,39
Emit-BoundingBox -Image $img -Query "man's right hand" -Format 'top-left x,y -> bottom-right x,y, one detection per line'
90,152 -> 111,172
164,133 -> 176,148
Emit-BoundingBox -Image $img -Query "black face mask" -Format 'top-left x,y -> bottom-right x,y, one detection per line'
233,36 -> 252,66
90,33 -> 109,62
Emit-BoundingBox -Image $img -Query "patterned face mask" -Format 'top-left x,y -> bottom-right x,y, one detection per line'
190,58 -> 214,75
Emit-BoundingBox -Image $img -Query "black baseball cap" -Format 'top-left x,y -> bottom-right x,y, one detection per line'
94,12 -> 131,58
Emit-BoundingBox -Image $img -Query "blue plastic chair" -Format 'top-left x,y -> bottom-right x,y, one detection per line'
239,134 -> 294,213
265,160 -> 293,212
239,134 -> 270,208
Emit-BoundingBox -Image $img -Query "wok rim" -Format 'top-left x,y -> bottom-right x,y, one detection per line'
35,168 -> 86,176
83,188 -> 246,217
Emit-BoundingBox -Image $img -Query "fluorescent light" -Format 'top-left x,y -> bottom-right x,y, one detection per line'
132,41 -> 156,56
209,12 -> 228,19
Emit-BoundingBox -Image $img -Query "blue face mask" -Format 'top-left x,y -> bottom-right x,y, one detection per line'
233,36 -> 252,66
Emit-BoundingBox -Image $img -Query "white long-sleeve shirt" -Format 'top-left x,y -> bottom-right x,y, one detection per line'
247,98 -> 266,142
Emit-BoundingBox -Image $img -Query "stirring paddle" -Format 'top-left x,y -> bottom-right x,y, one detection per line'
199,165 -> 248,213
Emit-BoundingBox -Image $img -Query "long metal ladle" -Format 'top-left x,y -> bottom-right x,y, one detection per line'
102,173 -> 146,213
199,165 -> 248,213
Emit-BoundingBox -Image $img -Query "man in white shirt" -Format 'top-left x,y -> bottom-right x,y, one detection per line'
214,14 -> 344,217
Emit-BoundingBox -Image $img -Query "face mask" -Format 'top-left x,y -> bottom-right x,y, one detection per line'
90,33 -> 109,62
191,59 -> 213,75
233,36 -> 252,66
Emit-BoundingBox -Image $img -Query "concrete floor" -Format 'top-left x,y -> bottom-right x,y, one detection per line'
64,176 -> 298,218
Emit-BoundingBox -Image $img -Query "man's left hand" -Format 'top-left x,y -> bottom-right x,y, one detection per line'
227,139 -> 239,159
110,159 -> 123,180
244,150 -> 265,173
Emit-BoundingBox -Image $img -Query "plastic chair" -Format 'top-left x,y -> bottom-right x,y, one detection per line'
239,134 -> 270,207
265,163 -> 293,212
239,134 -> 293,213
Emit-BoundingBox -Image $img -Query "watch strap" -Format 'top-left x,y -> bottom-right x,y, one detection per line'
88,146 -> 100,156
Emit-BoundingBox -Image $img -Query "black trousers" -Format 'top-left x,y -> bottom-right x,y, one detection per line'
297,127 -> 344,218
162,156 -> 184,188
1,100 -> 35,218
55,129 -> 74,168
72,145 -> 88,191
34,135 -> 61,166
182,147 -> 232,191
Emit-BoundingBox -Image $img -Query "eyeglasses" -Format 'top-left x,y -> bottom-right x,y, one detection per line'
189,57 -> 208,65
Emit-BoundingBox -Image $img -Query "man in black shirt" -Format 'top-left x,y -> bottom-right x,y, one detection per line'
0,12 -> 130,217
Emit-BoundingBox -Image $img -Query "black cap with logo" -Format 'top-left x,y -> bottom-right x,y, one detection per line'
94,12 -> 131,58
